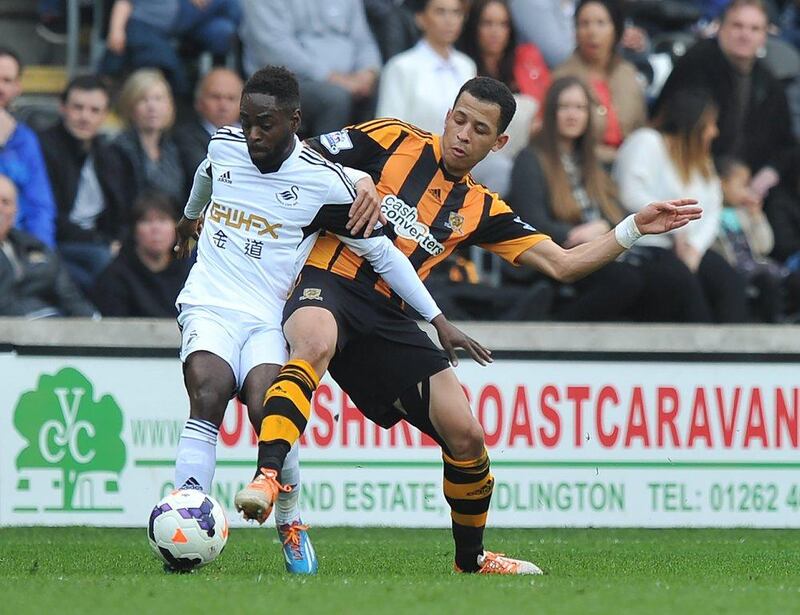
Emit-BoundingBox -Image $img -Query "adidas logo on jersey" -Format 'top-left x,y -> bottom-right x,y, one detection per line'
427,187 -> 442,201
217,170 -> 232,184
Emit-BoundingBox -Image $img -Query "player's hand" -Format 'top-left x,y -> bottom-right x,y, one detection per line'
633,199 -> 701,235
348,176 -> 386,238
174,216 -> 200,259
431,315 -> 492,367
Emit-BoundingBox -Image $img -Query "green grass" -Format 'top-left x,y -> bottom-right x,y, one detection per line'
1,527 -> 799,614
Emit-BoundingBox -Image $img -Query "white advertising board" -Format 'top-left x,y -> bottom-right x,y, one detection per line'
2,353 -> 799,527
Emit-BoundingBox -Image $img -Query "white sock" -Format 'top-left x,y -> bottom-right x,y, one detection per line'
174,418 -> 218,492
275,441 -> 301,526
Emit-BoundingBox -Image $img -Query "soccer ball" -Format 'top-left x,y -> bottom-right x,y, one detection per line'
147,489 -> 229,571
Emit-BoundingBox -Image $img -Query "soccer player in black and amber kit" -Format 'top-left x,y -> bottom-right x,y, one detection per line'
236,76 -> 702,574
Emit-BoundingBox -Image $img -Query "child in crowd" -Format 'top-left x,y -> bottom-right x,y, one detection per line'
716,157 -> 800,321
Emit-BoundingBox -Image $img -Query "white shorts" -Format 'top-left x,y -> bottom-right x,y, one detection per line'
177,304 -> 288,390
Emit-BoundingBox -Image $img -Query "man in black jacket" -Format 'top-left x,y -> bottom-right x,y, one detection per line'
656,0 -> 795,198
0,173 -> 96,317
38,74 -> 124,291
173,68 -> 243,189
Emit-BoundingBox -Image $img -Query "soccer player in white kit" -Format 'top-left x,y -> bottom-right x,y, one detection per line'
170,66 -> 486,574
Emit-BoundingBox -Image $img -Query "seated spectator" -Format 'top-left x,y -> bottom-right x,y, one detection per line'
457,0 -> 549,195
364,0 -> 420,62
376,0 -> 476,133
240,0 -> 381,136
458,0 -> 551,106
0,47 -> 56,248
106,70 -> 186,213
553,0 -> 647,165
38,75 -> 126,292
102,0 -> 241,98
0,174 -> 96,318
91,191 -> 191,317
656,0 -> 795,201
614,87 -> 750,323
508,76 -> 648,321
509,0 -> 575,68
174,68 -> 243,188
765,145 -> 800,264
424,249 -> 553,320
715,156 -> 800,321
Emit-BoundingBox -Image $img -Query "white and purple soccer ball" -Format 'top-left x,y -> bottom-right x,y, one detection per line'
148,489 -> 229,571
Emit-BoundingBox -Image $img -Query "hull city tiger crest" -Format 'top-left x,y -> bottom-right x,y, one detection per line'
446,212 -> 465,235
300,288 -> 323,301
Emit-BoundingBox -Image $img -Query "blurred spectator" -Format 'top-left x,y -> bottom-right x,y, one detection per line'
424,250 -> 553,320
614,87 -> 750,323
715,156 -> 800,321
0,174 -> 96,318
458,0 -> 550,195
38,75 -> 126,292
376,0 -> 476,133
0,47 -> 57,248
780,0 -> 800,49
102,0 -> 241,98
91,191 -> 190,317
656,0 -> 795,200
765,144 -> 800,262
458,0 -> 551,104
174,68 -> 243,186
240,0 -> 381,136
553,0 -> 647,165
106,70 -> 186,213
508,76 -> 646,321
509,0 -> 576,68
365,0 -> 420,62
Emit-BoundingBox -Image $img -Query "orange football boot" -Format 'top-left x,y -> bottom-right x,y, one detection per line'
454,551 -> 544,575
233,468 -> 291,524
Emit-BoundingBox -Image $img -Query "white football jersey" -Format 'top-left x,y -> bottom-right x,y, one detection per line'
177,128 -> 362,320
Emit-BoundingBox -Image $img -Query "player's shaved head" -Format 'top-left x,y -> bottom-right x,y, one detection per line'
240,66 -> 302,172
243,65 -> 300,113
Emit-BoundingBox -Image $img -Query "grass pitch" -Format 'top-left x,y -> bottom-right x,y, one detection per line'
1,527 -> 798,614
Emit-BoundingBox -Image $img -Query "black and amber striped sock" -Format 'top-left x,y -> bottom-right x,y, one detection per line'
443,448 -> 494,572
256,359 -> 319,481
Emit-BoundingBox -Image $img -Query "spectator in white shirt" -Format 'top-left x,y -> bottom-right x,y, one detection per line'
376,0 -> 476,133
614,87 -> 750,322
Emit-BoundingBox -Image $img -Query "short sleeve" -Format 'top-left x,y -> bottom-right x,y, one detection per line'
306,120 -> 410,181
467,192 -> 550,264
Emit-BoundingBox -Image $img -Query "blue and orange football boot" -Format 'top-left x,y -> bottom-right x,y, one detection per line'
276,520 -> 318,575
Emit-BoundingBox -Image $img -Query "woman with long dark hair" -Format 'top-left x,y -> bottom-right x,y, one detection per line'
457,0 -> 550,103
552,0 -> 646,164
456,0 -> 548,195
507,76 -> 645,321
614,87 -> 750,322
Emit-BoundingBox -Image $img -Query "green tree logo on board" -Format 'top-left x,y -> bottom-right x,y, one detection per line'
13,368 -> 126,512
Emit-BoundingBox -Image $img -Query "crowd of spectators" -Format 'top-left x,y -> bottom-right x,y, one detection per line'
3,0 -> 800,323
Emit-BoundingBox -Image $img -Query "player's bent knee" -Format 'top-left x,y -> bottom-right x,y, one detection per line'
448,418 -> 486,460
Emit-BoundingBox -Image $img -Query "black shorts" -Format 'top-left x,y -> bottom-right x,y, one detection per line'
283,266 -> 450,428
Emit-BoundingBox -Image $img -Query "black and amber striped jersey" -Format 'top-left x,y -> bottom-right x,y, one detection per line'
305,119 -> 550,296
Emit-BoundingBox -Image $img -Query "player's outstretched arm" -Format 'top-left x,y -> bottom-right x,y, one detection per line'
517,198 -> 701,283
338,234 -> 492,366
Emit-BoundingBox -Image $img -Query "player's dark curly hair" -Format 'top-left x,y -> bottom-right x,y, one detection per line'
453,77 -> 516,133
243,65 -> 300,112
